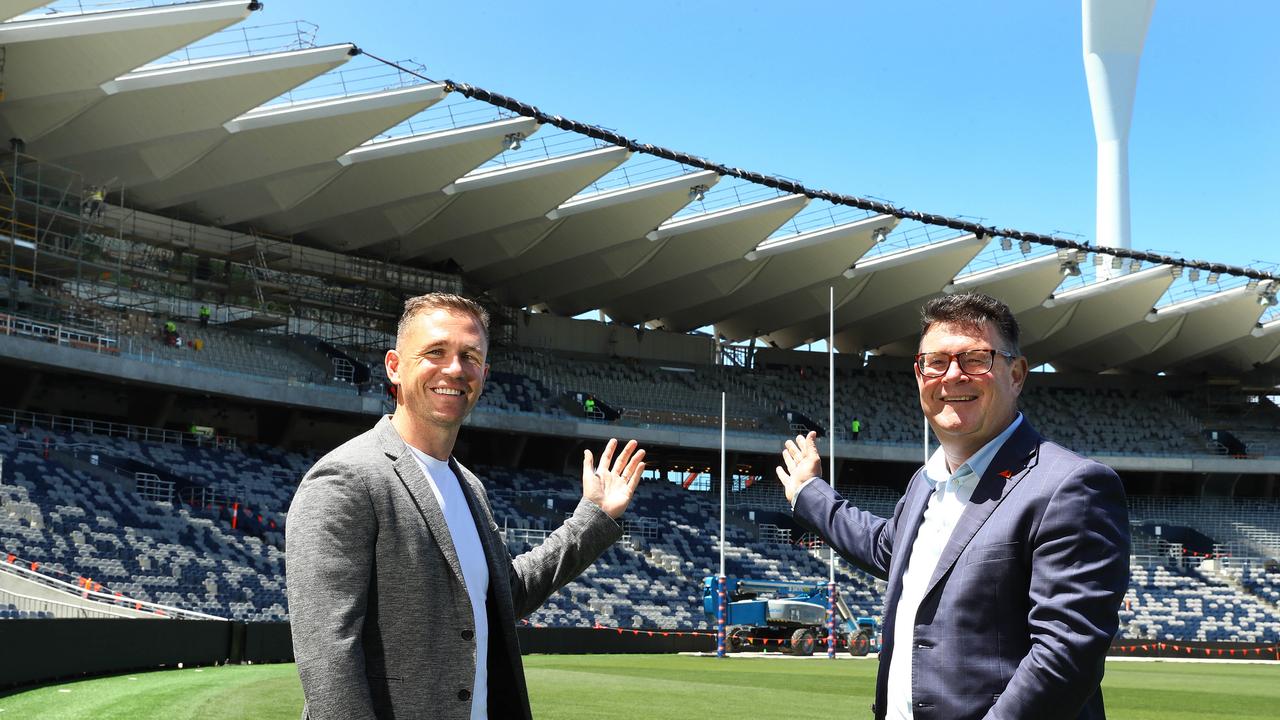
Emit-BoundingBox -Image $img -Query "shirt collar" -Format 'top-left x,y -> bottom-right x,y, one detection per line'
924,412 -> 1023,488
408,444 -> 451,474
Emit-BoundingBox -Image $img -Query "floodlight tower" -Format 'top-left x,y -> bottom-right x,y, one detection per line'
1083,0 -> 1155,280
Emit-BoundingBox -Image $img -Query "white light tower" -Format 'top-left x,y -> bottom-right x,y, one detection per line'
1083,0 -> 1155,280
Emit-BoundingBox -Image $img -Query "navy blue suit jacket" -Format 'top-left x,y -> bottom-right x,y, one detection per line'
794,421 -> 1129,720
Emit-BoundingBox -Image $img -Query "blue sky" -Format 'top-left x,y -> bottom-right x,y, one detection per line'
281,1 -> 1276,273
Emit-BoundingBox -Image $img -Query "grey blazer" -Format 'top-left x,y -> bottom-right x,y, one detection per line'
286,416 -> 622,720
794,421 -> 1130,720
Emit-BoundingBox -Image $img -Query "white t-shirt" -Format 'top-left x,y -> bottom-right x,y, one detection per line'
409,448 -> 490,720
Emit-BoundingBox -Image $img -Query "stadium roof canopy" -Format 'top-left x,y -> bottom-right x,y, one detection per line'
4,0 -> 1278,379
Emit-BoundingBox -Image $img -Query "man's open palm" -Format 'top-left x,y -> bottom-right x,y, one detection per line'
582,438 -> 646,519
776,431 -> 822,504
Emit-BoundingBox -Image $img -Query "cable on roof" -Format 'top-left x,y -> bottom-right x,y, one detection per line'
360,51 -> 1277,284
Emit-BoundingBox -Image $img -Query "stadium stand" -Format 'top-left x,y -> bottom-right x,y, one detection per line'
0,424 -> 296,621
119,322 -> 336,387
3,410 -> 1279,648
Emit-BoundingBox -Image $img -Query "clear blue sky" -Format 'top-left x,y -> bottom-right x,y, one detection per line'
279,1 -> 1276,272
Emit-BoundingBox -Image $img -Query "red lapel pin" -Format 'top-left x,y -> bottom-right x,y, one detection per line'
998,470 -> 1013,479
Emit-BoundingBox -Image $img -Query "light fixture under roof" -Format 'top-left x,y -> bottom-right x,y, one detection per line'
503,132 -> 524,152
689,184 -> 708,202
871,227 -> 888,244
1257,280 -> 1279,307
1019,240 -> 1031,254
1000,237 -> 1012,251
1057,248 -> 1082,277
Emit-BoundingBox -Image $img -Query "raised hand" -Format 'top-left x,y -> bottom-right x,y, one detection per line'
582,438 -> 646,520
776,431 -> 822,504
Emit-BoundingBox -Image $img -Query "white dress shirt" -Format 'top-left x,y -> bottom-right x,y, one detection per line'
409,448 -> 490,720
885,413 -> 1023,719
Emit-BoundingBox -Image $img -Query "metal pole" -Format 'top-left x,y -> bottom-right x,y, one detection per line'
827,286 -> 837,658
717,391 -> 727,657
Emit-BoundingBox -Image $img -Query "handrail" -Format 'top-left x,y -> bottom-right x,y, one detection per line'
1,585 -> 140,620
0,554 -> 226,621
0,404 -> 237,450
0,311 -> 118,352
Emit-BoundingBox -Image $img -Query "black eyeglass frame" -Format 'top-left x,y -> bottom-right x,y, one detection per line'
914,348 -> 1017,378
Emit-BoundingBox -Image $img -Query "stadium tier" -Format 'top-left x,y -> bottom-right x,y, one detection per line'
3,419 -> 1278,646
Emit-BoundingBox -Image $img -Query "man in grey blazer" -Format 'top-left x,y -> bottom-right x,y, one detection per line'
777,292 -> 1129,720
287,292 -> 646,720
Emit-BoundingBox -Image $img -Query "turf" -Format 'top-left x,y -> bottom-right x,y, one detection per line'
0,656 -> 1276,719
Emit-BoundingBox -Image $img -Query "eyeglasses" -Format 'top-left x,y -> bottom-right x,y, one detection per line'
915,349 -> 1016,378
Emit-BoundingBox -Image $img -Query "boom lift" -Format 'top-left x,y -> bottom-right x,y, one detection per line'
702,576 -> 879,656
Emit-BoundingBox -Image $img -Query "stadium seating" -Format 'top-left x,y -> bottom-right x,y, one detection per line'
0,425 -> 294,621
2,415 -> 1278,645
12,278 -> 1280,456
1121,562 -> 1280,643
119,322 -> 339,388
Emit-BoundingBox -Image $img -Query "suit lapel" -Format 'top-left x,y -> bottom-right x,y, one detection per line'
921,421 -> 1041,600
375,417 -> 467,589
880,469 -> 932,643
889,470 -> 933,592
451,458 -> 510,598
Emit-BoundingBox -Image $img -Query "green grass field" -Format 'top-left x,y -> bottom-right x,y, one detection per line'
1,656 -> 1277,719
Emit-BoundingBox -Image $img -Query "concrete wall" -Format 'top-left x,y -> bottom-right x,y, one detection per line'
511,312 -> 715,365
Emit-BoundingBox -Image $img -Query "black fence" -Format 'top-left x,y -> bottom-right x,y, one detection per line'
7,620 -> 1270,691
0,619 -> 292,689
0,620 -> 711,690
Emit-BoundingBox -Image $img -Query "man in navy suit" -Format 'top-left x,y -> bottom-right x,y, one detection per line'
777,292 -> 1129,720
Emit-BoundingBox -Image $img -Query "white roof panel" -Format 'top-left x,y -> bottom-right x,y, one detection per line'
0,0 -> 253,139
765,233 -> 988,349
130,84 -> 444,206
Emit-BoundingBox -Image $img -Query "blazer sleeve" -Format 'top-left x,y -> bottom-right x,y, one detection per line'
988,460 -> 1130,720
792,478 -> 901,581
285,460 -> 378,720
508,498 -> 623,619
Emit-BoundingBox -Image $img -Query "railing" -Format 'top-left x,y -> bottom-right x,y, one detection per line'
268,57 -> 435,108
622,517 -> 660,541
146,20 -> 319,67
0,405 -> 237,450
1157,264 -> 1266,308
502,527 -> 552,548
954,237 -> 1057,279
472,129 -> 613,173
373,94 -> 518,141
857,218 -> 974,261
22,1 -> 178,16
578,156 -> 700,197
773,200 -> 877,239
0,311 -> 117,354
670,179 -> 787,220
181,485 -> 241,508
2,585 -> 136,620
0,553 -> 225,621
135,472 -> 174,503
757,523 -> 792,545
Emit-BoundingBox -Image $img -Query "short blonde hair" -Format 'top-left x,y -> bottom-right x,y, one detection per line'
396,293 -> 490,347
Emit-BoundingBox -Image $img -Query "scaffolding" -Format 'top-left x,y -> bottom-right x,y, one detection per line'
1,150 -> 472,354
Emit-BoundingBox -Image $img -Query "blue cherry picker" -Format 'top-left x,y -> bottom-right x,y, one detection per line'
702,576 -> 880,656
